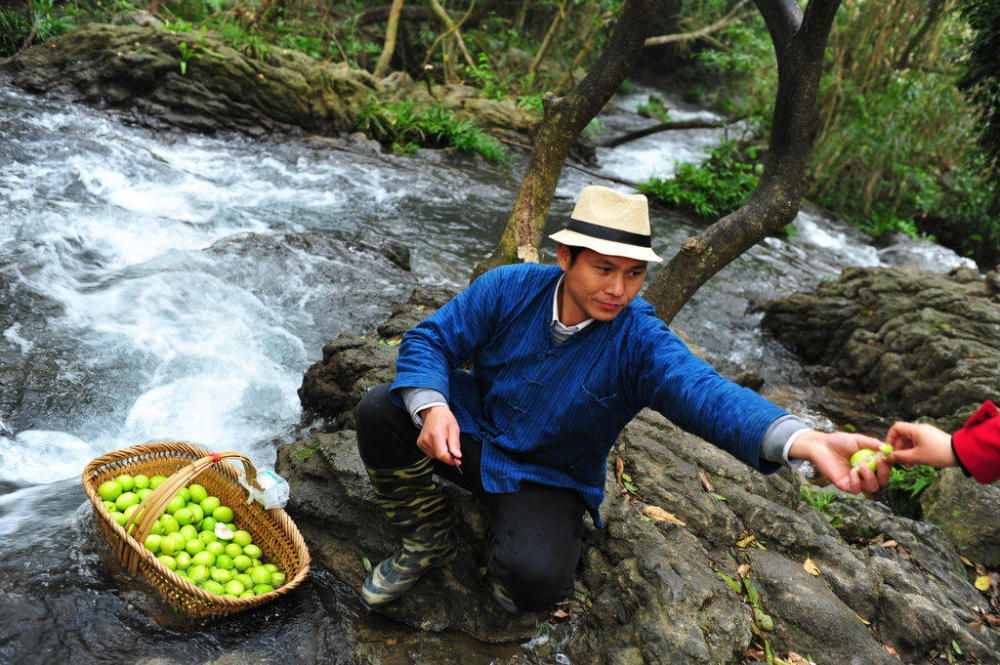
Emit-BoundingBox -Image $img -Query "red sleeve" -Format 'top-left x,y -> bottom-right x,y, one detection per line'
952,401 -> 1000,484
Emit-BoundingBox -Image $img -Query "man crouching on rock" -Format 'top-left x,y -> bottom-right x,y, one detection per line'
354,185 -> 888,613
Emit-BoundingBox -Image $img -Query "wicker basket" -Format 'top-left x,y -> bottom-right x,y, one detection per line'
82,441 -> 310,621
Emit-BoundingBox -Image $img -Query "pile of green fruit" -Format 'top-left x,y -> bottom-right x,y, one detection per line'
97,473 -> 286,599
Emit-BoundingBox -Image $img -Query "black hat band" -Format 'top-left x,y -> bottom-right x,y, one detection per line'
566,218 -> 651,248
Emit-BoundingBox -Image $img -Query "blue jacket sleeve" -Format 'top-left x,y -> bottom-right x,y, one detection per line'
627,318 -> 786,472
389,267 -> 504,405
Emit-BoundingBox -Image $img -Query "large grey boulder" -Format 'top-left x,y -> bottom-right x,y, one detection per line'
761,266 -> 1000,433
921,467 -> 1000,568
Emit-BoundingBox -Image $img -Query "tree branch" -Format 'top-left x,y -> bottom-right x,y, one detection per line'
600,114 -> 748,148
644,0 -> 751,47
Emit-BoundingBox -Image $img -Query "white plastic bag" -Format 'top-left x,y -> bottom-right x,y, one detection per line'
238,468 -> 290,510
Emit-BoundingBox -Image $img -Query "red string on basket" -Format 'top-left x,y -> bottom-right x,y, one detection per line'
209,453 -> 221,464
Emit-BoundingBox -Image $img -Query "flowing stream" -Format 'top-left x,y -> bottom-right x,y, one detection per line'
0,80 -> 973,664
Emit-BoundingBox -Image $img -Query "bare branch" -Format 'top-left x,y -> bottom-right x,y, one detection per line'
644,0 -> 751,47
600,114 -> 748,148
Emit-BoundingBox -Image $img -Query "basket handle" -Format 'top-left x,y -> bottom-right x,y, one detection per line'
119,452 -> 260,573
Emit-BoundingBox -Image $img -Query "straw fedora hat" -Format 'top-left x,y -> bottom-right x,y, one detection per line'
549,185 -> 662,262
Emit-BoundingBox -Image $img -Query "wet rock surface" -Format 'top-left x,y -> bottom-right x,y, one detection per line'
278,282 -> 1000,664
762,265 -> 1000,433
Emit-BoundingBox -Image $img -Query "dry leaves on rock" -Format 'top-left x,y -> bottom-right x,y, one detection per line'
803,557 -> 821,576
642,504 -> 685,526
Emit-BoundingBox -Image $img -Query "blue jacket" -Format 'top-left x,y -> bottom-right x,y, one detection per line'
390,263 -> 785,524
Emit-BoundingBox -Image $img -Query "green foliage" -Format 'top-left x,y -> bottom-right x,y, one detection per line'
464,53 -> 509,101
354,101 -> 508,163
885,464 -> 938,519
800,486 -> 837,514
0,9 -> 32,57
636,95 -> 671,123
958,0 -> 1000,215
639,140 -> 761,219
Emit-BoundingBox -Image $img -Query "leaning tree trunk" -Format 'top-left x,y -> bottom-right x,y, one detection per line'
643,0 -> 843,323
473,0 -> 659,277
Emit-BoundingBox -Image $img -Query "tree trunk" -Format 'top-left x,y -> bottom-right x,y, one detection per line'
472,0 -> 659,278
642,0 -> 843,324
372,0 -> 405,79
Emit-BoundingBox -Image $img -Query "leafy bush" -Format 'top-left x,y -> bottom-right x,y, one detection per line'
354,101 -> 508,163
639,139 -> 761,219
885,464 -> 938,519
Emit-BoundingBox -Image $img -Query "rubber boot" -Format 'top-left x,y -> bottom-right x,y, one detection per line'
361,456 -> 456,607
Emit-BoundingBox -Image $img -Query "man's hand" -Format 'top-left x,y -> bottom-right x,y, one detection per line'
788,430 -> 889,494
886,421 -> 956,469
417,404 -> 462,467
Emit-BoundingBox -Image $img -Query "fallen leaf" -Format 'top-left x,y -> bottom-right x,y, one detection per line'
975,575 -> 991,592
785,653 -> 810,665
737,563 -> 751,579
960,555 -> 974,567
854,611 -> 871,625
883,539 -> 898,548
803,557 -> 821,576
642,504 -> 686,525
736,535 -> 756,548
884,644 -> 901,659
976,563 -> 988,577
615,456 -> 624,484
551,609 -> 569,619
754,607 -> 773,631
698,471 -> 715,493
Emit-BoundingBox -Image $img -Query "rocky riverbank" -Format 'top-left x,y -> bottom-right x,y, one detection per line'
0,20 -> 538,144
279,266 -> 1000,665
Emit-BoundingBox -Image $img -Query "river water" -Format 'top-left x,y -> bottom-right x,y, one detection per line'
0,80 -> 973,664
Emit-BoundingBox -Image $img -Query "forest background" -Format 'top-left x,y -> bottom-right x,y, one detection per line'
1,0 -> 998,271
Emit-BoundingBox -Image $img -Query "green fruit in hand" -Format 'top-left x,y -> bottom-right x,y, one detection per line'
850,449 -> 879,471
149,475 -> 168,489
879,443 -> 893,455
98,480 -> 123,501
116,474 -> 134,491
188,483 -> 208,503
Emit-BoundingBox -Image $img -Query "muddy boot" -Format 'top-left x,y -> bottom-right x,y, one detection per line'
361,456 -> 456,607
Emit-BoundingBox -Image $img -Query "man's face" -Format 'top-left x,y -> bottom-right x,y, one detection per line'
556,245 -> 646,325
